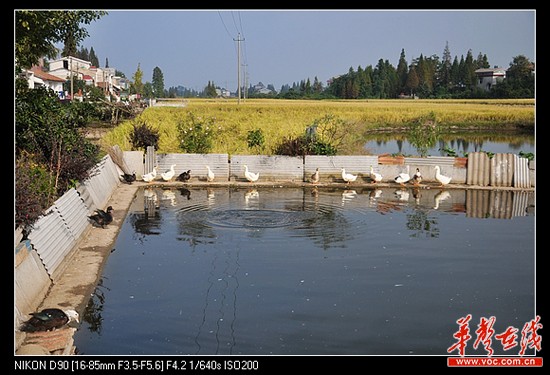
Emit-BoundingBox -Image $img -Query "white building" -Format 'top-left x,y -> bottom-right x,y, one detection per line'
25,66 -> 66,97
475,68 -> 506,91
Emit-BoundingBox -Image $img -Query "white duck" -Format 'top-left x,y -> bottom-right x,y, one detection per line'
370,166 -> 383,184
434,165 -> 452,187
394,165 -> 411,186
243,165 -> 260,182
341,168 -> 357,185
206,165 -> 215,182
142,166 -> 157,182
161,164 -> 176,181
311,168 -> 320,184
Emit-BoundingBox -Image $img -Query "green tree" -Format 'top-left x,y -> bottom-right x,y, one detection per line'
15,10 -> 106,70
439,41 -> 452,90
204,81 -> 217,98
406,65 -> 419,96
152,66 -> 165,98
143,82 -> 154,98
463,49 -> 477,89
131,63 -> 144,96
396,48 -> 408,93
89,46 -> 99,67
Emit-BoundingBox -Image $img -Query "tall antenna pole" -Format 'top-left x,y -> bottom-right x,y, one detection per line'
234,33 -> 244,103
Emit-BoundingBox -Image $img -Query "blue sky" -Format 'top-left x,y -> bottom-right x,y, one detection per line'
81,10 -> 535,92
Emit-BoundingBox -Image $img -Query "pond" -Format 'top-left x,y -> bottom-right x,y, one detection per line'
74,186 -> 535,355
363,131 -> 534,157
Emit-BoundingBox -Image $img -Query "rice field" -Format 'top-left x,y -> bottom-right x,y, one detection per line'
101,98 -> 534,156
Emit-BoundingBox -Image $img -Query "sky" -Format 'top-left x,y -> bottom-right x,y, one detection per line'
79,9 -> 535,92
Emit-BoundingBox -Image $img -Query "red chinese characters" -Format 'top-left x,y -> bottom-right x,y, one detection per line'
448,315 -> 542,357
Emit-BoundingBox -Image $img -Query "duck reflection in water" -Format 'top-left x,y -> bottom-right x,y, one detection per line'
179,187 -> 192,200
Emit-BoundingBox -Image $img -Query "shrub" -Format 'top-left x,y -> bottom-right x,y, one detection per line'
247,128 -> 265,150
177,112 -> 215,153
15,155 -> 56,231
130,120 -> 159,150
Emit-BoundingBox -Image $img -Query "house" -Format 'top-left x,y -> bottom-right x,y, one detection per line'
25,66 -> 66,97
48,56 -> 92,81
475,68 -> 506,91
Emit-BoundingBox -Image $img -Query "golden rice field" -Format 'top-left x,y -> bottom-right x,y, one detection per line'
101,98 -> 534,156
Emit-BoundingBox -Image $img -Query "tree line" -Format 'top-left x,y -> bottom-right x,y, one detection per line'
280,45 -> 534,99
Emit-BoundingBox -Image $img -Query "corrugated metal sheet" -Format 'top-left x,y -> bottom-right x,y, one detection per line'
467,152 -> 491,186
304,155 -> 379,183
28,209 -> 76,279
144,146 -> 156,177
231,155 -> 303,182
78,155 -> 120,211
156,153 -> 230,182
491,153 -> 515,187
53,188 -> 89,240
123,151 -> 145,177
514,156 -> 531,188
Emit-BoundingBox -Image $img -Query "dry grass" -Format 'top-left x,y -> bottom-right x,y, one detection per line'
101,98 -> 534,155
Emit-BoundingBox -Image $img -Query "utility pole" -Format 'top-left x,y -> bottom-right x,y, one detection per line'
243,63 -> 248,100
234,33 -> 244,103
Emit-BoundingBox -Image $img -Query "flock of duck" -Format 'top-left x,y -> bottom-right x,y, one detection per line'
122,163 -> 452,187
312,165 -> 452,187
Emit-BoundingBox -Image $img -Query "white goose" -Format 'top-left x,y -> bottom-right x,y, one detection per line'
243,165 -> 260,182
161,164 -> 176,181
341,168 -> 357,185
142,166 -> 157,182
370,166 -> 383,184
434,165 -> 452,187
206,165 -> 215,182
311,168 -> 320,184
394,165 -> 411,186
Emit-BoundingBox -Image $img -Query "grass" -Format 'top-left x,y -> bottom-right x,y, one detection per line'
101,98 -> 535,156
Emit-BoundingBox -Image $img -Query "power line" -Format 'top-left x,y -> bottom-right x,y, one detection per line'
218,11 -> 234,39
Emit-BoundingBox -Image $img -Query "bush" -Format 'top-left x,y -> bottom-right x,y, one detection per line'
247,129 -> 265,150
130,120 -> 160,150
15,155 -> 56,231
177,112 -> 215,153
274,135 -> 337,156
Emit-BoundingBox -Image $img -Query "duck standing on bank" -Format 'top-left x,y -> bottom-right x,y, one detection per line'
369,166 -> 383,184
311,168 -> 320,184
412,168 -> 422,186
161,164 -> 176,181
142,166 -> 157,183
243,165 -> 260,182
434,165 -> 452,187
120,171 -> 136,184
394,165 -> 411,187
88,206 -> 114,228
206,165 -> 215,182
177,170 -> 191,182
20,308 -> 79,332
341,168 -> 357,185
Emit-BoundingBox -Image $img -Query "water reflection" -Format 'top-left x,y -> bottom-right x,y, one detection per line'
364,132 -> 534,156
76,186 -> 534,355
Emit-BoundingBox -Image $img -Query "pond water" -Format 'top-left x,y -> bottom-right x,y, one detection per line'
363,132 -> 534,156
74,187 -> 535,355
